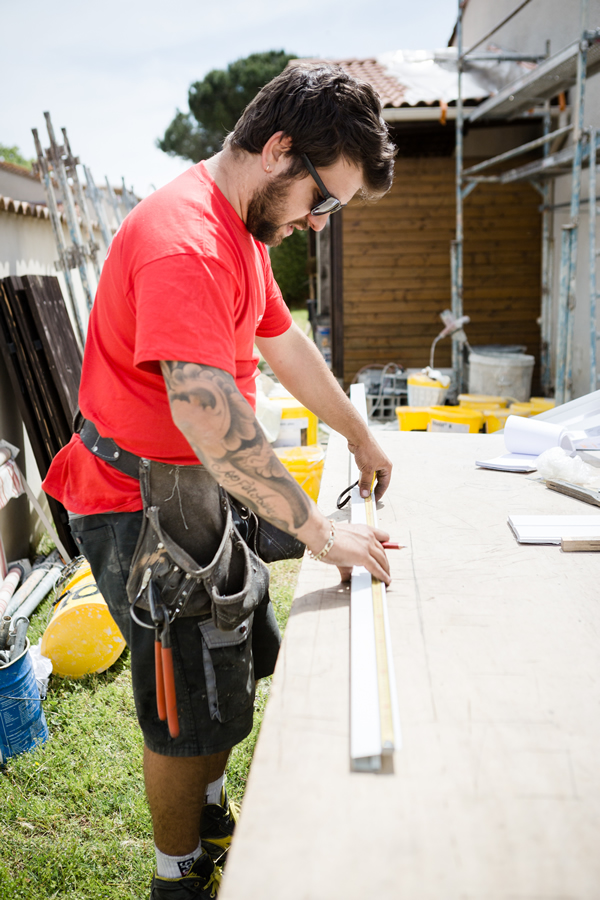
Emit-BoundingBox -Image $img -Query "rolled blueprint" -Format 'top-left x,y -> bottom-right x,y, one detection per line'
504,415 -> 574,456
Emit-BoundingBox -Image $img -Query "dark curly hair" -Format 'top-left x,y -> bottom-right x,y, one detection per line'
227,63 -> 396,199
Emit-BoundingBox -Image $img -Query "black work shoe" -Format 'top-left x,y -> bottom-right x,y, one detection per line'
150,851 -> 221,899
200,787 -> 239,865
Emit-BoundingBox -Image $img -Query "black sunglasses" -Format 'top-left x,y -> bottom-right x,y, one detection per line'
301,154 -> 346,216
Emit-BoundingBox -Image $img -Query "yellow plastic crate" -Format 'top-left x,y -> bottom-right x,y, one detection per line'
395,406 -> 433,431
274,445 -> 325,502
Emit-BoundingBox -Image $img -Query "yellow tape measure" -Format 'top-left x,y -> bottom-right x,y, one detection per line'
364,491 -> 395,750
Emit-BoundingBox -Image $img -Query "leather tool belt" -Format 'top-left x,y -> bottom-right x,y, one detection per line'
77,418 -> 303,628
128,459 -> 269,629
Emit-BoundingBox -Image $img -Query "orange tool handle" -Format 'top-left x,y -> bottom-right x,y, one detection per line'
161,646 -> 180,739
155,639 -> 167,721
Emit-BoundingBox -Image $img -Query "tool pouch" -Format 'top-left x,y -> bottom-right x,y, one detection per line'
126,460 -> 269,631
229,499 -> 306,563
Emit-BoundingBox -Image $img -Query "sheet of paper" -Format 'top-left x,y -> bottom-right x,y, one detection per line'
508,514 -> 600,543
475,453 -> 538,472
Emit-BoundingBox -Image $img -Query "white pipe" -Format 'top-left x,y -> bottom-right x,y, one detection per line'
0,568 -> 23,617
4,567 -> 51,619
13,566 -> 63,622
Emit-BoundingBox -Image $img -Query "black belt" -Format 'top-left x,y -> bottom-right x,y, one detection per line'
78,419 -> 142,480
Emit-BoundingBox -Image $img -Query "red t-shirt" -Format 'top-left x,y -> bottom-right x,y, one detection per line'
43,162 -> 292,514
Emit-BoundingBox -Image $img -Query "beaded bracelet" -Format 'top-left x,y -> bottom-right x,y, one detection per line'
308,520 -> 336,562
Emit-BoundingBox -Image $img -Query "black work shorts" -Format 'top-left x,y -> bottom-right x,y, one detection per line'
69,511 -> 281,757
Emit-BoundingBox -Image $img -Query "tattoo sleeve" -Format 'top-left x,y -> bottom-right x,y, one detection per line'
160,361 -> 311,534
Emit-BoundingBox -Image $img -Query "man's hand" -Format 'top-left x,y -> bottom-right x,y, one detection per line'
258,326 -> 394,501
348,434 -> 393,501
324,521 -> 391,585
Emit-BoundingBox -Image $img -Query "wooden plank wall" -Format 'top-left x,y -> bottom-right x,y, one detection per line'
341,157 -> 542,388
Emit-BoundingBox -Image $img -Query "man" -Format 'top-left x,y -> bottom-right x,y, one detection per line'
44,64 -> 396,899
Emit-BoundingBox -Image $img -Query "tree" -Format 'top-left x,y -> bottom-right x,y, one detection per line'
270,230 -> 309,309
158,49 -> 309,308
0,144 -> 34,170
157,50 -> 296,163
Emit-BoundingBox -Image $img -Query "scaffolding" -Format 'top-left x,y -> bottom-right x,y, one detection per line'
32,112 -> 138,347
453,0 -> 600,403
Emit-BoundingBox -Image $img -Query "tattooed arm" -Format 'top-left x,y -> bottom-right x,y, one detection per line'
256,323 -> 392,500
161,360 -> 391,584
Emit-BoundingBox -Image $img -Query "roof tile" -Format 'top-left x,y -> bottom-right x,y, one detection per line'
290,57 -> 407,107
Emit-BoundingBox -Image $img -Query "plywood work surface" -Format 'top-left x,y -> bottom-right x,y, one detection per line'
219,432 -> 600,900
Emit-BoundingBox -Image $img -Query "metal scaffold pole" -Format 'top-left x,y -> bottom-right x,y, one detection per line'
61,127 -> 102,284
589,126 -> 598,392
540,100 -> 554,396
31,128 -> 86,349
83,166 -> 114,252
555,0 -> 588,404
105,177 -> 124,227
451,0 -> 465,395
44,112 -> 96,315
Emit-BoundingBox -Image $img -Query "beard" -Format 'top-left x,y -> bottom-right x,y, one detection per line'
246,174 -> 309,246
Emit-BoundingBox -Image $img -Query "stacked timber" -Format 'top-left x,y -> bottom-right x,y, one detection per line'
0,275 -> 81,556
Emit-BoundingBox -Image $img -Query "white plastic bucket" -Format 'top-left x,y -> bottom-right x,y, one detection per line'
468,352 -> 535,402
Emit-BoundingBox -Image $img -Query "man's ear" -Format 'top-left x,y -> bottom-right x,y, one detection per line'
262,132 -> 293,172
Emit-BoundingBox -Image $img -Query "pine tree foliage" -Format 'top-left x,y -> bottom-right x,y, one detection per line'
0,144 -> 34,170
157,51 -> 296,162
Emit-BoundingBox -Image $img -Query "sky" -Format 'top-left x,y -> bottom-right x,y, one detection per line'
2,0 -> 458,198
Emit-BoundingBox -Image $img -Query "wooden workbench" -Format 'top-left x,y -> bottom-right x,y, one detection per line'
220,431 -> 600,900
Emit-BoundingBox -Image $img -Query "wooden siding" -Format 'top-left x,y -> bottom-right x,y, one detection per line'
341,157 -> 542,387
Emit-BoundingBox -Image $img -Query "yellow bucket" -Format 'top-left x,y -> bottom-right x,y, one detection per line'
458,393 -> 508,409
275,445 -> 325,502
428,406 -> 484,433
395,407 -> 433,431
41,562 -> 126,678
483,408 -> 512,433
269,392 -> 319,446
508,401 -> 536,417
529,397 -> 555,412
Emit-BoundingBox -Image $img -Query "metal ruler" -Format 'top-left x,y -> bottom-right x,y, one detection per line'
349,383 -> 401,772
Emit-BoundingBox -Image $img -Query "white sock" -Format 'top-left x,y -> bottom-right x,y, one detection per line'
155,839 -> 203,878
205,773 -> 225,806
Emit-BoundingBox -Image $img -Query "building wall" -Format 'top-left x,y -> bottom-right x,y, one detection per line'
0,165 -> 46,205
341,152 -> 542,388
459,0 -> 600,57
456,0 -> 600,397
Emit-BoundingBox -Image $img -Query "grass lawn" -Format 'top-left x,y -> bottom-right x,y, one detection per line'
0,558 -> 302,900
290,306 -> 310,336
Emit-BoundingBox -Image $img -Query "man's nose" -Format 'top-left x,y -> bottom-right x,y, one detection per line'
308,214 -> 330,232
